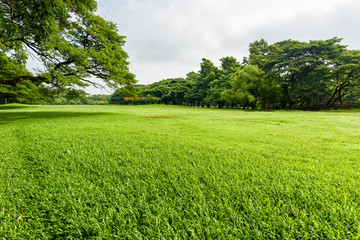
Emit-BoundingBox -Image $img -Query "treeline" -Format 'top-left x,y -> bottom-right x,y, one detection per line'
112,37 -> 360,109
53,94 -> 111,105
0,89 -> 111,105
2,37 -> 360,109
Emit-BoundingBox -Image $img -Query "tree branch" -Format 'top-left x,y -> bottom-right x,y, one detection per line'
63,73 -> 102,88
54,59 -> 75,70
5,0 -> 14,20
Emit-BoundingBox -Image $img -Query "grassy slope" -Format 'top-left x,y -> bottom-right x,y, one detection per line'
1,104 -> 360,239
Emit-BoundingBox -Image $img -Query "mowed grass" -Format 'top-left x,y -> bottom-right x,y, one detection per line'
1,104 -> 360,239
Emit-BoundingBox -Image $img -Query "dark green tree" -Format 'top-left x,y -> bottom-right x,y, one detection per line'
205,57 -> 241,108
246,38 -> 273,69
326,50 -> 360,108
142,78 -> 192,105
192,58 -> 219,107
221,65 -> 266,109
184,71 -> 200,106
109,90 -> 125,104
265,38 -> 346,108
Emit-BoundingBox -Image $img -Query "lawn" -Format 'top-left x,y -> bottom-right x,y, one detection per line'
1,104 -> 360,239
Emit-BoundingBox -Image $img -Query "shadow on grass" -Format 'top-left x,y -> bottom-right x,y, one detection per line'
0,111 -> 115,125
0,103 -> 36,110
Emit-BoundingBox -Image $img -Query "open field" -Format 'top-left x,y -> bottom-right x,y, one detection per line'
1,104 -> 360,239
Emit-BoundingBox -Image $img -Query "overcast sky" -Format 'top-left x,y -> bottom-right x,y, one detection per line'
32,0 -> 360,94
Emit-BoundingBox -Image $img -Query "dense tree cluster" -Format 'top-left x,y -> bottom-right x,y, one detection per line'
113,37 -> 359,109
110,79 -> 193,105
243,37 -> 360,109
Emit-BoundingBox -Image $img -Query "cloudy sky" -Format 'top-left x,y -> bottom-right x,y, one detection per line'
80,0 -> 360,93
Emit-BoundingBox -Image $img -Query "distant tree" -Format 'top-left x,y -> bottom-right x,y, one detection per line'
220,56 -> 242,74
245,39 -> 282,108
110,90 -> 125,104
0,0 -> 135,98
88,94 -> 111,102
204,75 -> 229,108
184,71 -> 200,106
246,38 -> 273,69
263,38 -> 346,108
110,84 -> 146,104
142,78 -> 192,105
192,58 -> 219,107
120,84 -> 139,98
205,57 -> 242,108
326,50 -> 360,108
54,96 -> 68,105
221,65 -> 266,109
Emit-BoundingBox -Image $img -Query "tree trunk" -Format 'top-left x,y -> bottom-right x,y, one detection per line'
251,102 -> 256,110
339,91 -> 343,109
288,100 -> 294,109
326,88 -> 338,109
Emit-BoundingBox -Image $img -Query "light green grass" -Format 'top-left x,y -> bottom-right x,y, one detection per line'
1,104 -> 360,239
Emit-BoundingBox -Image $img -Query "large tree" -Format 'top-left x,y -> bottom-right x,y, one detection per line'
205,56 -> 241,108
263,38 -> 346,108
0,0 -> 135,97
326,50 -> 360,108
221,65 -> 266,109
184,71 -> 200,106
192,58 -> 219,107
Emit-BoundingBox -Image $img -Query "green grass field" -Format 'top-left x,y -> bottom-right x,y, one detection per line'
1,104 -> 360,239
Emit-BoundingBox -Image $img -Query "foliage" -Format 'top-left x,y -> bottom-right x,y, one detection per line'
246,38 -> 272,68
183,71 -> 200,105
182,38 -> 360,109
326,50 -> 360,108
0,52 -> 52,103
0,0 -> 135,98
263,38 -> 346,108
192,58 -> 219,106
141,78 -> 192,105
221,65 -> 265,108
204,57 -> 242,108
123,96 -> 160,105
109,89 -> 125,104
53,94 -> 110,105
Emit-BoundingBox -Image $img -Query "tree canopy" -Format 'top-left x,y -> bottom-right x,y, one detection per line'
221,65 -> 266,109
141,78 -> 192,105
111,37 -> 359,110
0,0 -> 135,99
0,51 -> 52,103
